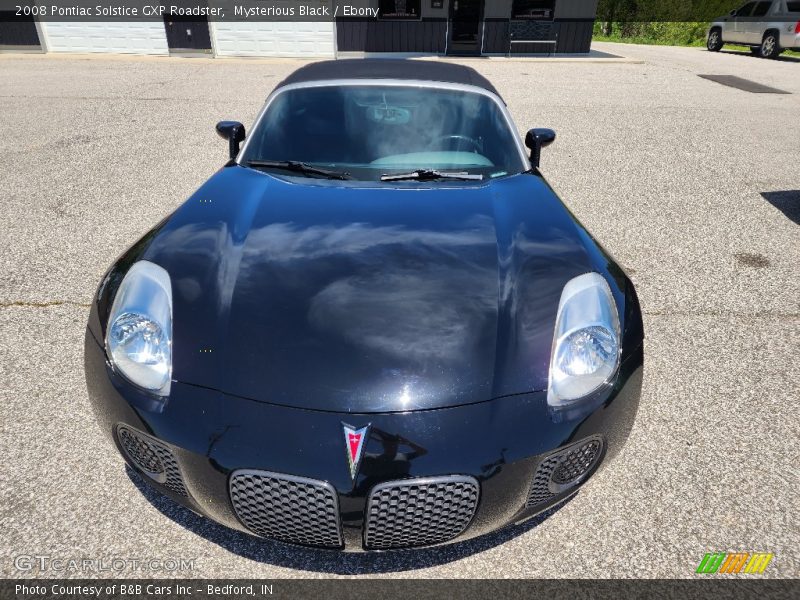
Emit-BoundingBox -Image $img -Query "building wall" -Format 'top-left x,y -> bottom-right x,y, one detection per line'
337,0 -> 597,55
485,0 -> 599,19
484,0 -> 514,19
555,0 -> 599,19
484,0 -> 597,54
14,0 -> 596,57
336,0 -> 448,54
336,18 -> 448,54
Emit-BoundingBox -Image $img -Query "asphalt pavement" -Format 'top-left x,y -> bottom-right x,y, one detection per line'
0,42 -> 798,578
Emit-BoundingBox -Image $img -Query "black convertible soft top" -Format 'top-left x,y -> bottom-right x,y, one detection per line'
275,59 -> 503,99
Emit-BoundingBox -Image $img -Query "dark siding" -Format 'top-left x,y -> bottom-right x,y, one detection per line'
554,20 -> 594,53
0,12 -> 40,47
482,19 -> 509,53
500,18 -> 594,54
337,18 -> 447,53
556,21 -> 575,53
335,16 -> 594,55
577,20 -> 593,52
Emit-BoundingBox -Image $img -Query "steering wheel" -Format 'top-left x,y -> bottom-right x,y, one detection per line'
431,135 -> 481,153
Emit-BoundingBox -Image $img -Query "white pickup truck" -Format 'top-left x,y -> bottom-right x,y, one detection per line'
707,0 -> 800,58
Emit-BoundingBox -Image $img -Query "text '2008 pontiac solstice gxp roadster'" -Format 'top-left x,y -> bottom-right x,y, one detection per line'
84,60 -> 643,551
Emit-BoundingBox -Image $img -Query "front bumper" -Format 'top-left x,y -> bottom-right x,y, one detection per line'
85,328 -> 642,551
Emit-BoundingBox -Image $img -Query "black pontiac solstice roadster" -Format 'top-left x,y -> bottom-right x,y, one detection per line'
84,60 -> 643,551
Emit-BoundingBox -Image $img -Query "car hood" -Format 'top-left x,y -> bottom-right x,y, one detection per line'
139,166 -> 599,412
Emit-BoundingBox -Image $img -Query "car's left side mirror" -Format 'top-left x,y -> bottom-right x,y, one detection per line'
216,121 -> 246,159
525,128 -> 556,169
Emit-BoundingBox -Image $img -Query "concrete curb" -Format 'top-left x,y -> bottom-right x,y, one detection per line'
0,51 -> 644,65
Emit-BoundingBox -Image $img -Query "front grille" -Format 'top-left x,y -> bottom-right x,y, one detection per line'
526,436 -> 603,508
118,427 -> 163,475
552,439 -> 602,484
527,454 -> 561,507
116,425 -> 188,497
364,475 -> 480,549
229,470 -> 343,548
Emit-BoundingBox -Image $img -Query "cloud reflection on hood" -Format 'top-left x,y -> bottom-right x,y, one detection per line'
309,264 -> 497,364
143,187 -> 591,410
238,217 -> 499,365
242,217 -> 496,263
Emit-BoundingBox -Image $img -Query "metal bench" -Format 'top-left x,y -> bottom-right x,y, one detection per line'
507,21 -> 558,57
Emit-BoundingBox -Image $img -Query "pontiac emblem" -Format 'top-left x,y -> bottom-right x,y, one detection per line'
342,423 -> 370,481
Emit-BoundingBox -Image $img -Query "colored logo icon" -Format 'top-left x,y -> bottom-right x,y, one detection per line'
696,552 -> 774,574
342,423 -> 370,481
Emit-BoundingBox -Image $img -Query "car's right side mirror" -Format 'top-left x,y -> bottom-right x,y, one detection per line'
216,120 -> 246,159
525,128 -> 556,169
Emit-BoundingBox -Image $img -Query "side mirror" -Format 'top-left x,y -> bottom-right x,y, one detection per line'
216,121 -> 246,159
525,128 -> 556,168
730,9 -> 737,16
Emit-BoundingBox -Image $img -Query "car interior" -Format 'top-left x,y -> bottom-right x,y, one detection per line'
247,85 -> 522,174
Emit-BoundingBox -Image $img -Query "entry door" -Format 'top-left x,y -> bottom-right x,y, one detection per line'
448,0 -> 484,55
0,11 -> 41,48
163,15 -> 212,52
162,1 -> 212,52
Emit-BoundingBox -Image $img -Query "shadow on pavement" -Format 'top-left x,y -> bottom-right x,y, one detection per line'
720,49 -> 800,63
126,466 -> 572,574
762,190 -> 800,225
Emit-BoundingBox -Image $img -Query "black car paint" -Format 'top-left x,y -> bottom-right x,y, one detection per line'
89,167 -> 638,413
85,166 -> 644,551
85,329 -> 642,550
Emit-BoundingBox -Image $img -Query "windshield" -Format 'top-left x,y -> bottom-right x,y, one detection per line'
240,84 -> 527,181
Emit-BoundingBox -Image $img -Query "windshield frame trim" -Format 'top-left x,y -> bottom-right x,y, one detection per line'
236,78 -> 531,174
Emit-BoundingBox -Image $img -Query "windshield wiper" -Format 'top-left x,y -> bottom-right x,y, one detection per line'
246,160 -> 352,180
380,169 -> 484,182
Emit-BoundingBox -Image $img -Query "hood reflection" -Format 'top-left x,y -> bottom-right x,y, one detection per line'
308,263 -> 497,364
143,169 -> 596,411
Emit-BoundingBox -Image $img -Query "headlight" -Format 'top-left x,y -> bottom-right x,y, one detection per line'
548,272 -> 620,407
105,261 -> 172,395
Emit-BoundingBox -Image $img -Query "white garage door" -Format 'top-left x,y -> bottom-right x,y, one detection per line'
41,22 -> 168,55
211,22 -> 335,58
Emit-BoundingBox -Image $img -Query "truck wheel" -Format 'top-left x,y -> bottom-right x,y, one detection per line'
760,31 -> 780,59
707,29 -> 723,52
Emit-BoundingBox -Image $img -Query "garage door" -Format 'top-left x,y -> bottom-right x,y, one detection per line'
41,22 -> 169,55
211,22 -> 335,57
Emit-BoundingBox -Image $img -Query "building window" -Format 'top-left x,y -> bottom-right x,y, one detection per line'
511,0 -> 556,20
379,0 -> 422,20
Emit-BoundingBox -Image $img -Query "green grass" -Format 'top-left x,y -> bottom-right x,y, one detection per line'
592,22 -> 710,47
593,33 -> 705,46
592,21 -> 800,54
592,34 -> 751,50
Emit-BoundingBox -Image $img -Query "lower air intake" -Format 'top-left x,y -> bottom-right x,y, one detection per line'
364,475 -> 480,549
229,470 -> 343,549
526,436 -> 604,508
116,425 -> 188,497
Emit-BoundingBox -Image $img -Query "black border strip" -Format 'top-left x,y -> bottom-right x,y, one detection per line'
2,579 -> 798,600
